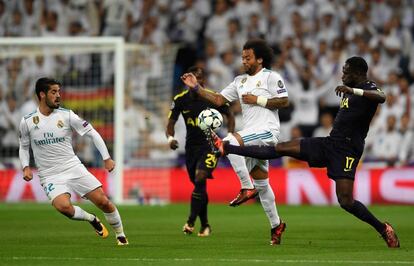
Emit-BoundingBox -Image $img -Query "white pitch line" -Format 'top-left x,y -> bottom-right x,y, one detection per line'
5,257 -> 414,264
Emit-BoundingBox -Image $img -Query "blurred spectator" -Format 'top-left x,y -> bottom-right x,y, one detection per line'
377,91 -> 405,127
204,0 -> 232,54
0,93 -> 20,159
372,115 -> 402,166
223,18 -> 246,57
16,0 -> 42,36
367,48 -> 389,86
313,112 -> 333,138
0,0 -> 7,36
5,8 -> 24,37
99,0 -> 133,37
283,126 -> 308,168
40,10 -> 65,36
398,113 -> 414,166
169,0 -> 202,44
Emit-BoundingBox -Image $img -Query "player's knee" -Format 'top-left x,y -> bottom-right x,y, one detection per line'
55,203 -> 74,218
194,174 -> 206,184
96,197 -> 113,212
337,194 -> 354,209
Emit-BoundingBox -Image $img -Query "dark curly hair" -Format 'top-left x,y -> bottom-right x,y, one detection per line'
243,39 -> 274,69
35,77 -> 61,100
346,56 -> 368,75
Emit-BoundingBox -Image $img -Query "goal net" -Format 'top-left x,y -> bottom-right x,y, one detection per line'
0,37 -> 179,204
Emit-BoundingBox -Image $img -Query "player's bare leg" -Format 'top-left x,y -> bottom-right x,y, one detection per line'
86,188 -> 128,245
52,193 -> 108,238
221,132 -> 257,206
336,179 -> 399,248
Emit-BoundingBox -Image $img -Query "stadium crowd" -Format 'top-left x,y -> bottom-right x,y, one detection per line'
0,0 -> 414,168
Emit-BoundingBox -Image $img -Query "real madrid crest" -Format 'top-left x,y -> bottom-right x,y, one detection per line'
256,81 -> 261,87
57,120 -> 64,128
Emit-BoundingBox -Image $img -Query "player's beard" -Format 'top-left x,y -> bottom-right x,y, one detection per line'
244,64 -> 259,75
46,98 -> 60,109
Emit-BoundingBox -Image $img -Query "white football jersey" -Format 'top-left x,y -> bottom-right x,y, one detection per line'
221,68 -> 288,132
19,107 -> 93,178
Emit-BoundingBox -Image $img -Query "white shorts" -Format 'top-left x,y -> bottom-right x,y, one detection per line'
237,128 -> 279,172
39,164 -> 102,201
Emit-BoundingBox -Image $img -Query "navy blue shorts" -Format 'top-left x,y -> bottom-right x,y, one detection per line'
185,145 -> 218,183
300,137 -> 362,180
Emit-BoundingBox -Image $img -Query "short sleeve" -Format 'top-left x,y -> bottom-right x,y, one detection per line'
267,71 -> 288,98
18,118 -> 30,147
220,79 -> 239,102
69,110 -> 93,136
168,97 -> 181,121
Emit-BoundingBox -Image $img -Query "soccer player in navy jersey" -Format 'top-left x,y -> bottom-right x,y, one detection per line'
166,66 -> 235,236
212,57 -> 400,248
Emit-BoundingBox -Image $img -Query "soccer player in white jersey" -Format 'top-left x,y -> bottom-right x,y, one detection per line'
18,78 -> 128,245
181,39 -> 289,245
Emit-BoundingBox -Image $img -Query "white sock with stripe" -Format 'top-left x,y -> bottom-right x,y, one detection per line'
72,206 -> 95,222
224,134 -> 254,189
253,178 -> 280,228
104,208 -> 126,237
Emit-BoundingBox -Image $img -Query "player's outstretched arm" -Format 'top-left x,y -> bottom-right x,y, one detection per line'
85,128 -> 113,171
241,94 -> 289,110
181,73 -> 228,106
335,85 -> 386,103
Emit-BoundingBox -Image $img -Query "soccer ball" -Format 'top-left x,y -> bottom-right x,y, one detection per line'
198,108 -> 223,131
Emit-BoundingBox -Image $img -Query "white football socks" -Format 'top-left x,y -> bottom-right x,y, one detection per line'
253,178 -> 280,228
224,134 -> 254,189
72,206 -> 95,222
104,208 -> 126,237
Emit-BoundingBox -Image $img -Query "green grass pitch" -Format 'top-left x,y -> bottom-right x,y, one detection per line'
0,203 -> 413,266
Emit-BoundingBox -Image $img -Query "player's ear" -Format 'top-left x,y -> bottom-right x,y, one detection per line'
257,58 -> 263,64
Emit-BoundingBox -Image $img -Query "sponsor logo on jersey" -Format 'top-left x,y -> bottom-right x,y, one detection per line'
241,77 -> 247,84
277,88 -> 286,94
82,121 -> 89,127
182,110 -> 191,114
278,80 -> 284,88
34,132 -> 65,146
57,120 -> 64,128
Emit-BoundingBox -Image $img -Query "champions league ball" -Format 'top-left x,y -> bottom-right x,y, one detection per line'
198,108 -> 223,131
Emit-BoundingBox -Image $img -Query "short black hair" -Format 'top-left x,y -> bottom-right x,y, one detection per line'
35,77 -> 61,100
345,56 -> 368,75
243,38 -> 274,69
